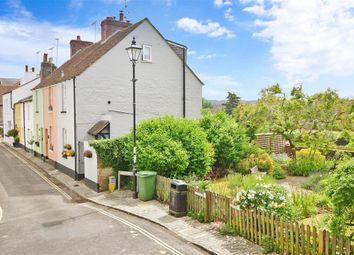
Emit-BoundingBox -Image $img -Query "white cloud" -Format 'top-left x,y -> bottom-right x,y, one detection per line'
198,53 -> 218,60
214,0 -> 233,8
0,2 -> 94,77
224,8 -> 235,21
200,73 -> 239,99
241,0 -> 354,81
68,0 -> 84,9
187,50 -> 197,56
7,0 -> 32,18
176,17 -> 235,39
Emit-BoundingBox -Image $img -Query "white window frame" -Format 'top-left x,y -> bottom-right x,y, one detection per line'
62,128 -> 67,147
35,91 -> 39,112
61,83 -> 67,112
142,45 -> 152,62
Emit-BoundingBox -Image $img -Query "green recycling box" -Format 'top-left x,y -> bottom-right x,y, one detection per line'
137,171 -> 157,201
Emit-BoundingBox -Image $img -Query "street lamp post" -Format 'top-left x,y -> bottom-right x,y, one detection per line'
126,37 -> 142,199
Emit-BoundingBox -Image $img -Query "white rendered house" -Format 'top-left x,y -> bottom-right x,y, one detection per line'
33,14 -> 203,187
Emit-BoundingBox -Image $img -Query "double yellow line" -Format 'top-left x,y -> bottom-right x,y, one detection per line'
0,144 -> 72,201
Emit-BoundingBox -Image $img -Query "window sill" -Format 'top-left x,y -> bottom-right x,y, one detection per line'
142,60 -> 152,63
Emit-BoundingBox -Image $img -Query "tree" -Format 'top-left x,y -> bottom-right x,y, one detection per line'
200,111 -> 250,170
257,85 -> 343,153
202,97 -> 212,109
223,92 -> 240,115
325,160 -> 354,237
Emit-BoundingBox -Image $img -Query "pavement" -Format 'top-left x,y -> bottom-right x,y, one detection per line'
0,142 -> 264,255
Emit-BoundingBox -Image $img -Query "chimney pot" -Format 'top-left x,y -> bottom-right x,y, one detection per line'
70,36 -> 93,57
25,65 -> 28,72
101,12 -> 131,40
119,10 -> 124,21
43,53 -> 48,63
31,67 -> 35,72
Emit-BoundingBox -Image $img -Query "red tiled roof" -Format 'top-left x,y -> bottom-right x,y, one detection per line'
33,17 -> 203,90
0,85 -> 19,105
33,18 -> 147,90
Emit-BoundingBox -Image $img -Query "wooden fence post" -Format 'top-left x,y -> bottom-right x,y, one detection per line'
318,230 -> 325,255
205,190 -> 211,222
226,196 -> 231,225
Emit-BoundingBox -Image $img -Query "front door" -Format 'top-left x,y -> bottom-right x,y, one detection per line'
44,128 -> 49,157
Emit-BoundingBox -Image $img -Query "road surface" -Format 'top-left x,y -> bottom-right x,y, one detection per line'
0,144 -> 207,255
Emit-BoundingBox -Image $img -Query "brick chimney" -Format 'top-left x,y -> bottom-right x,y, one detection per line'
70,35 -> 93,57
100,10 -> 131,40
40,53 -> 56,80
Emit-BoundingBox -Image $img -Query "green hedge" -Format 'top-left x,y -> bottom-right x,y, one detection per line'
91,116 -> 215,179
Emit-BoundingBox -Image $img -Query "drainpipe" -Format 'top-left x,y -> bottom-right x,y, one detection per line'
23,103 -> 26,151
73,76 -> 78,180
182,47 -> 186,118
10,91 -> 15,130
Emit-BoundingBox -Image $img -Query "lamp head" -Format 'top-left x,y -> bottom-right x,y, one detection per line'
126,36 -> 142,63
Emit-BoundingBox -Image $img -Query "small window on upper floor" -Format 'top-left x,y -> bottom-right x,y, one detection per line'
35,91 -> 39,112
61,83 -> 67,113
142,45 -> 152,62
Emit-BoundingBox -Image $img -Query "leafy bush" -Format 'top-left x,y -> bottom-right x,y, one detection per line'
200,111 -> 250,170
235,149 -> 275,176
234,184 -> 290,218
90,135 -> 130,171
300,173 -> 326,191
261,235 -> 276,254
288,149 -> 329,176
273,164 -> 286,180
235,157 -> 253,175
7,128 -> 18,137
325,160 -> 354,236
209,173 -> 275,196
251,153 -> 274,175
219,223 -> 238,236
335,130 -> 352,146
271,153 -> 291,165
92,116 -> 215,179
14,136 -> 20,143
290,192 -> 317,219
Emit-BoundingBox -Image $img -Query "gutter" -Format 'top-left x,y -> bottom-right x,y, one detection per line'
73,76 -> 78,180
182,47 -> 186,118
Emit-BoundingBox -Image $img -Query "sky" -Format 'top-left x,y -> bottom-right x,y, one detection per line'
0,0 -> 353,100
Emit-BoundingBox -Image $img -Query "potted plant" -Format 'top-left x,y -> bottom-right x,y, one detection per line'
27,139 -> 35,145
66,150 -> 75,157
35,141 -> 40,147
62,150 -> 68,159
83,150 -> 93,158
13,136 -> 20,147
7,128 -> 18,138
62,144 -> 75,159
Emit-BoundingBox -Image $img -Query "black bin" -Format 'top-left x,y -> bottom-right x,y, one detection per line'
169,180 -> 188,217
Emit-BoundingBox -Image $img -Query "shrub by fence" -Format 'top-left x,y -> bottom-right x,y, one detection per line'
155,176 -> 353,254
